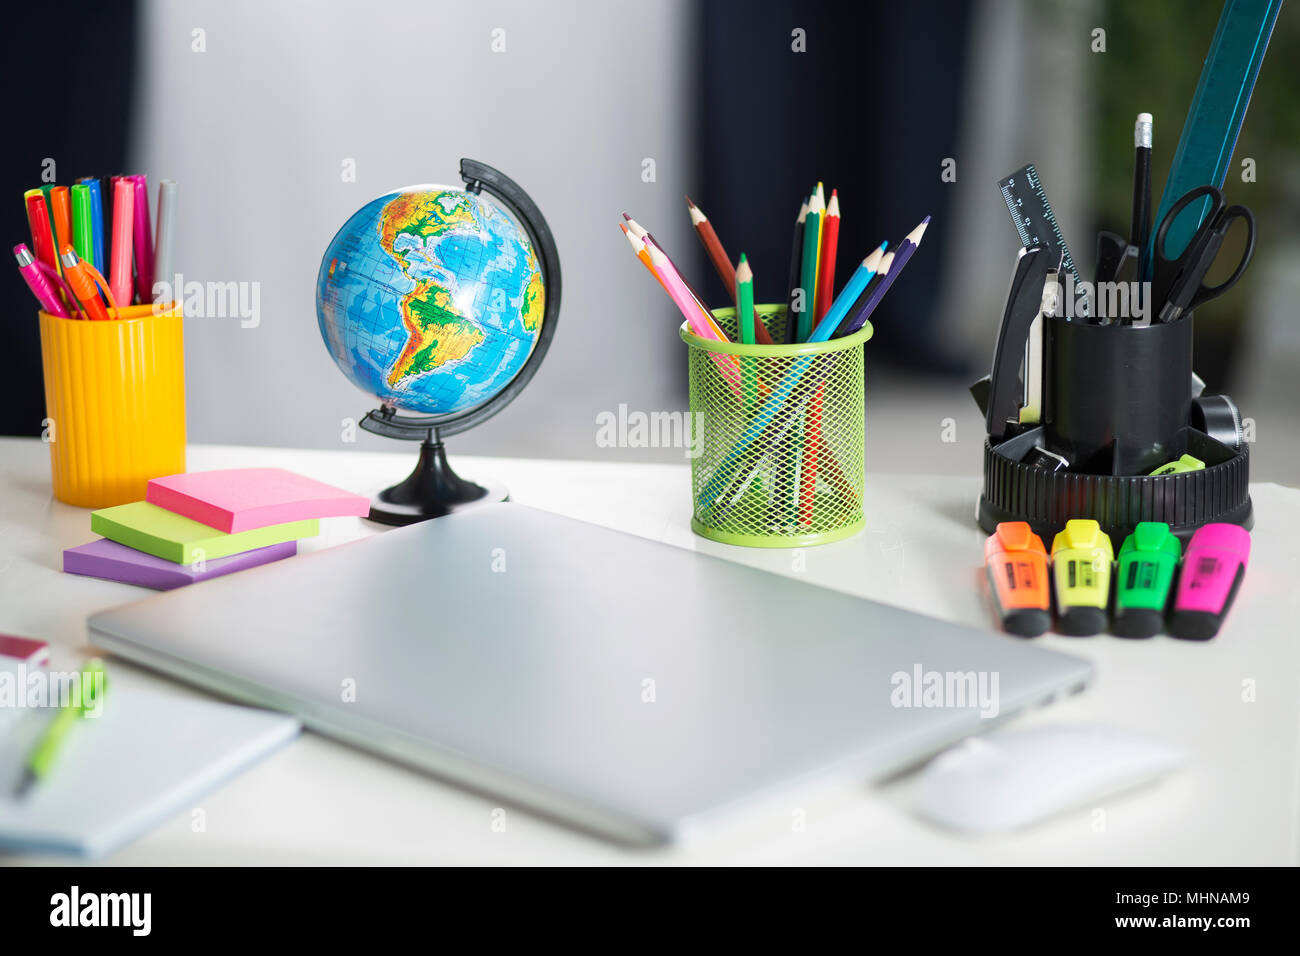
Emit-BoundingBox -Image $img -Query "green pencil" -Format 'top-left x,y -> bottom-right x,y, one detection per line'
736,254 -> 757,407
797,191 -> 823,341
737,253 -> 756,345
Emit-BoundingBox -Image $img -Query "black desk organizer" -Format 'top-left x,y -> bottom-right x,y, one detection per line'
972,310 -> 1252,545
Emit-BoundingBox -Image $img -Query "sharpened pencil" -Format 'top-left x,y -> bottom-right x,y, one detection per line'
685,197 -> 774,344
796,190 -> 823,341
814,189 -> 840,322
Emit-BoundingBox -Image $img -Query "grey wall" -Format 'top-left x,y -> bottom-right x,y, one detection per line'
133,0 -> 696,459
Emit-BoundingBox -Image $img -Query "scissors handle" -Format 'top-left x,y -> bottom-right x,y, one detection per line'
1154,185 -> 1222,266
1189,204 -> 1256,308
1154,186 -> 1255,321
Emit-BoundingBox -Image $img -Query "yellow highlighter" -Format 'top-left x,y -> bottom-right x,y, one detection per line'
1050,519 -> 1114,636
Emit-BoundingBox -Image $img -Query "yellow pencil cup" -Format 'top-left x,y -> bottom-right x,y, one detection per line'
38,303 -> 187,508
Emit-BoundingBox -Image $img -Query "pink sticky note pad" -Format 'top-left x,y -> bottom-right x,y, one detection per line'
0,634 -> 50,666
147,468 -> 370,533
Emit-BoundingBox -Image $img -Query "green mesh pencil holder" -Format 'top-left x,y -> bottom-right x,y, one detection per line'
682,305 -> 872,548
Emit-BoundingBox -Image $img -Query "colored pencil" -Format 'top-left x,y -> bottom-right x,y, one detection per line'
783,198 -> 808,343
644,241 -> 743,394
621,224 -> 667,291
736,254 -> 758,406
835,216 -> 930,337
736,253 -> 756,345
796,190 -> 823,341
814,189 -> 840,322
811,182 -> 826,305
685,196 -> 774,344
626,215 -> 731,342
808,242 -> 886,342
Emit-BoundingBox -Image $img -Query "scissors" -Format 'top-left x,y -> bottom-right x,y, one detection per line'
1151,185 -> 1255,323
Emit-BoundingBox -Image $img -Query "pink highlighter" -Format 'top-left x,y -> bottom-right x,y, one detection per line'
1168,524 -> 1251,640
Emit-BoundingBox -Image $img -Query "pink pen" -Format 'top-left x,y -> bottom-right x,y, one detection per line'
110,178 -> 135,308
15,244 -> 70,317
1168,523 -> 1251,640
130,174 -> 153,303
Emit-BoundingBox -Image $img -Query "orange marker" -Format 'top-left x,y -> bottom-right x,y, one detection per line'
49,186 -> 73,262
60,245 -> 110,321
984,521 -> 1052,637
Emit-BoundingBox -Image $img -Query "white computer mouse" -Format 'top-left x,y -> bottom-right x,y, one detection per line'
915,724 -> 1185,833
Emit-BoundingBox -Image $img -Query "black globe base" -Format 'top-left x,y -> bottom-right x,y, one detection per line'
367,438 -> 508,526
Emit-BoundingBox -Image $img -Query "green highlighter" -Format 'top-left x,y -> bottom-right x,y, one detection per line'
16,658 -> 108,798
1113,522 -> 1182,638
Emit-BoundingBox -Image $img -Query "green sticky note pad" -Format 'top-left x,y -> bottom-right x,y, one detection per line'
90,501 -> 318,565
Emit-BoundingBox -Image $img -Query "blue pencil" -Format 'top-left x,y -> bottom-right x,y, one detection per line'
806,242 -> 888,343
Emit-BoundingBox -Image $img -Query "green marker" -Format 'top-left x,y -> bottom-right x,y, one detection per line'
1114,523 -> 1182,638
71,183 -> 95,268
16,658 -> 109,798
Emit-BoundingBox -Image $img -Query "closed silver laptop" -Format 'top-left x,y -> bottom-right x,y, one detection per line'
89,503 -> 1091,845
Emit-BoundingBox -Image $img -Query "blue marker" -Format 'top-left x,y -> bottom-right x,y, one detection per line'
79,177 -> 105,273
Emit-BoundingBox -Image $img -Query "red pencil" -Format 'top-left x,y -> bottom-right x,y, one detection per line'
814,190 -> 840,322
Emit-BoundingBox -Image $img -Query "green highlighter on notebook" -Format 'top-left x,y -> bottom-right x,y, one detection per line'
1113,522 -> 1182,638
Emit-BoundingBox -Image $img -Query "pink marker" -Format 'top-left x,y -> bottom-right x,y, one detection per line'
14,244 -> 70,317
130,174 -> 153,304
110,178 -> 135,308
1168,524 -> 1251,640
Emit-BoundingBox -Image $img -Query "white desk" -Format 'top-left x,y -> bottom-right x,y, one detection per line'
1,436 -> 1297,865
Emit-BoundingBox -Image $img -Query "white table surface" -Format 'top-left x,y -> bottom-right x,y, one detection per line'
1,436 -> 1297,865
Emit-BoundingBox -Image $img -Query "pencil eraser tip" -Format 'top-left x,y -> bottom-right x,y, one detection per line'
1137,112 -> 1153,124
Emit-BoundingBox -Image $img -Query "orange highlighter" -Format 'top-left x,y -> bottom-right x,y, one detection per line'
59,245 -> 111,321
984,521 -> 1052,637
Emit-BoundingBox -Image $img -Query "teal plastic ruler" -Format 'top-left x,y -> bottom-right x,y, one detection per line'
1144,0 -> 1282,273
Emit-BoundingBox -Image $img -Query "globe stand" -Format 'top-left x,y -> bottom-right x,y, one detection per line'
347,158 -> 562,527
367,433 -> 507,526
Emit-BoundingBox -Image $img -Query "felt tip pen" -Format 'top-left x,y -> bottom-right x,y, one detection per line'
130,174 -> 154,303
110,178 -> 135,308
1113,522 -> 1181,638
1168,524 -> 1250,640
14,244 -> 70,317
984,521 -> 1052,637
60,246 -> 111,322
1050,519 -> 1113,637
24,190 -> 61,276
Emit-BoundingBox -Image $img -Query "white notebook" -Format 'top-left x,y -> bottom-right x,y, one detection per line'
0,659 -> 299,858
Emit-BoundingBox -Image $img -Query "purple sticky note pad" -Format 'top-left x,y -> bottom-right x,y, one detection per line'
63,537 -> 297,590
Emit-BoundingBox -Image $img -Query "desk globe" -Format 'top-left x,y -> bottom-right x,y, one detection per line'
315,159 -> 560,524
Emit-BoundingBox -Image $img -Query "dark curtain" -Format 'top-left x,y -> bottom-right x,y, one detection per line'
697,0 -> 973,374
1,1 -> 136,436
